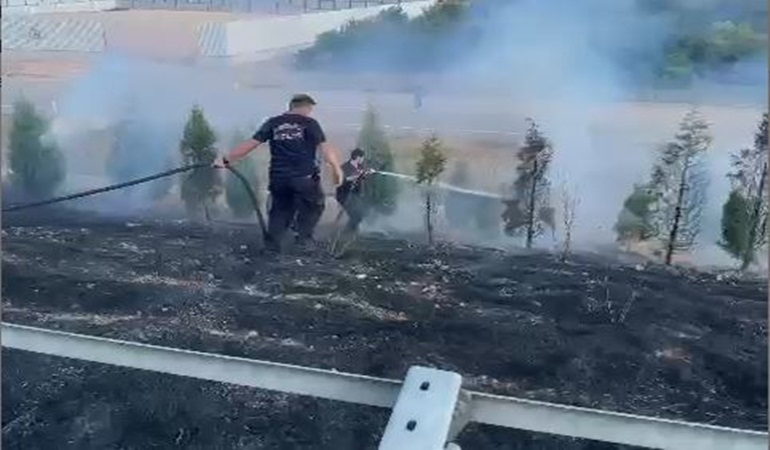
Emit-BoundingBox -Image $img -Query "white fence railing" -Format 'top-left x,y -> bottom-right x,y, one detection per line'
0,0 -> 413,14
2,322 -> 767,450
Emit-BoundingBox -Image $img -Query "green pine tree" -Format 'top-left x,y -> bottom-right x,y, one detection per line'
8,98 -> 65,199
357,104 -> 399,216
225,129 -> 261,219
415,134 -> 448,244
652,109 -> 712,265
719,190 -> 751,261
503,119 -> 554,248
719,112 -> 768,269
179,105 -> 220,219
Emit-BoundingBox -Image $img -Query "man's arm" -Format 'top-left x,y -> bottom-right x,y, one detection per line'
228,139 -> 262,162
214,119 -> 271,168
308,119 -> 343,185
319,142 -> 344,186
213,139 -> 261,168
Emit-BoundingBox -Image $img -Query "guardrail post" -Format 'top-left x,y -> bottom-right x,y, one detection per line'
378,366 -> 463,450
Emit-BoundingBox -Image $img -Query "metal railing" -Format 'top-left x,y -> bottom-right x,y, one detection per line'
0,0 -> 408,13
1,0 -> 95,6
2,322 -> 767,450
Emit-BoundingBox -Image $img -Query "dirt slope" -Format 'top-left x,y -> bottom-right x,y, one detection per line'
1,211 -> 767,449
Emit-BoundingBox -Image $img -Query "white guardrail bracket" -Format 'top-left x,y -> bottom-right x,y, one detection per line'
2,323 -> 767,450
378,366 -> 463,450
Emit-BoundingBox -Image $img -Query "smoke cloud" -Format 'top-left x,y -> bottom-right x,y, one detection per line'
349,0 -> 767,266
50,52 -> 269,215
42,1 -> 767,268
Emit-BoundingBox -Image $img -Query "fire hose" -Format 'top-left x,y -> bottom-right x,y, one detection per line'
2,163 -> 268,240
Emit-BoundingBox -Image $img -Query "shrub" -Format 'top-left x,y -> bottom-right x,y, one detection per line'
8,98 -> 65,199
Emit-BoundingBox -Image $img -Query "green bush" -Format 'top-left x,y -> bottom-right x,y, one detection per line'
296,0 -> 766,84
8,98 -> 65,199
614,184 -> 657,242
295,1 -> 471,71
295,8 -> 409,70
661,21 -> 765,80
719,189 -> 751,260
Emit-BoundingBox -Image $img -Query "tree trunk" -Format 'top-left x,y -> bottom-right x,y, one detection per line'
425,191 -> 433,245
741,162 -> 767,270
561,224 -> 572,262
525,159 -> 538,249
665,160 -> 690,266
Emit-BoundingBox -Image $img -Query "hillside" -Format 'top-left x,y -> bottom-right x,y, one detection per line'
295,0 -> 768,86
2,210 -> 767,448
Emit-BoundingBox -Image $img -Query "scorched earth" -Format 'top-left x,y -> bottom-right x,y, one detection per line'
1,210 -> 767,449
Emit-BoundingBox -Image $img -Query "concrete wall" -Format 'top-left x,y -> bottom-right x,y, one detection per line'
1,0 -> 410,15
1,16 -> 105,51
2,0 -> 117,14
197,22 -> 228,57
225,0 -> 433,59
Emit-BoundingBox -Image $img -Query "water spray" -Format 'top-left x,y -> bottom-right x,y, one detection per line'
374,170 -> 505,200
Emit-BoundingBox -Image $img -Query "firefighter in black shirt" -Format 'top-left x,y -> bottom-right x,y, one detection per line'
214,94 -> 343,252
335,148 -> 373,234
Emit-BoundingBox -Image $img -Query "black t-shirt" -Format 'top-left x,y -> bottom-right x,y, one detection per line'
253,113 -> 326,180
336,161 -> 365,201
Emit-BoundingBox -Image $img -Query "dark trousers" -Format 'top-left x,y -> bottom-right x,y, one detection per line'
266,175 -> 325,250
336,192 -> 366,232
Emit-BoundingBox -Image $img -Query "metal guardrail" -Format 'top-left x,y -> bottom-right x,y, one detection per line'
2,322 -> 767,450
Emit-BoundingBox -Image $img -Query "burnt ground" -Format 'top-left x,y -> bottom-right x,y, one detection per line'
1,210 -> 768,450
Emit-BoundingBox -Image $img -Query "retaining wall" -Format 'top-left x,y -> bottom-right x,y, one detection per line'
1,15 -> 105,51
2,0 -> 117,14
197,22 -> 228,57
225,0 -> 434,59
1,0 -> 410,15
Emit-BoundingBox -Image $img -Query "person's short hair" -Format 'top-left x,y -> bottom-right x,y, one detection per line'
351,148 -> 365,159
289,93 -> 317,109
